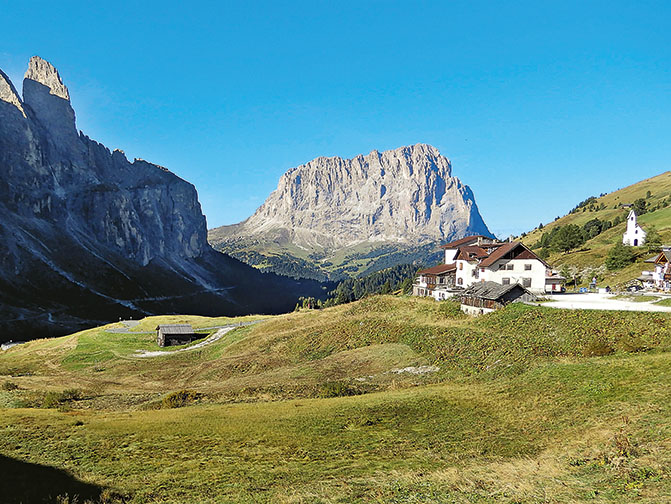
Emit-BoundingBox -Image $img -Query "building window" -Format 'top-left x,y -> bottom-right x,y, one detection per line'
459,263 -> 463,270
502,277 -> 510,285
481,268 -> 485,273
524,264 -> 532,271
457,278 -> 463,285
506,264 -> 514,270
522,278 -> 532,287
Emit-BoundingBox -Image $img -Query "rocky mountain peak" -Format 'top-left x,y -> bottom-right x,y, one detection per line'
0,56 -> 322,340
24,55 -> 70,100
0,68 -> 25,117
211,144 -> 492,251
21,56 -> 78,151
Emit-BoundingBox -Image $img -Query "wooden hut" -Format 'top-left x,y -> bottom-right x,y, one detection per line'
460,281 -> 536,316
156,324 -> 199,347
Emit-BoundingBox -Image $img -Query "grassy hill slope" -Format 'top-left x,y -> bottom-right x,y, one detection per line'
2,296 -> 671,502
522,171 -> 671,286
210,237 -> 441,282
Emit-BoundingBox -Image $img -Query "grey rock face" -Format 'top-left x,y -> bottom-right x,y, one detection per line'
1,56 -> 206,267
213,144 -> 492,249
0,69 -> 25,117
0,57 -> 321,341
24,56 -> 70,100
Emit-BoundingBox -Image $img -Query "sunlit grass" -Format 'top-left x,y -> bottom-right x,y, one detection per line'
2,295 -> 671,502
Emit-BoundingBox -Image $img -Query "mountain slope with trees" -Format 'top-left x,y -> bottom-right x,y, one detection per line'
521,171 -> 671,287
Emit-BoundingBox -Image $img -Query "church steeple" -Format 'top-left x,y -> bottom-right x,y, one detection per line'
623,209 -> 646,246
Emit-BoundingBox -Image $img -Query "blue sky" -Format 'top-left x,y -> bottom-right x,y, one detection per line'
1,1 -> 670,237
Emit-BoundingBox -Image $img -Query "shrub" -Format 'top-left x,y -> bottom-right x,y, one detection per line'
43,392 -> 61,408
606,243 -> 635,270
42,388 -> 83,408
1,381 -> 18,391
162,390 -> 199,408
60,389 -> 83,401
318,381 -> 361,398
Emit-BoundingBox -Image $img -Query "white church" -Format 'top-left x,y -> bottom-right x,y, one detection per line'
622,210 -> 646,247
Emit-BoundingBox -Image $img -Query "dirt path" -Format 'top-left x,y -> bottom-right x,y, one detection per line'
133,321 -> 262,358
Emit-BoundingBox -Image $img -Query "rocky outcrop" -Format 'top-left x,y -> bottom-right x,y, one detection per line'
213,144 -> 491,248
0,57 -> 322,342
209,145 -> 492,279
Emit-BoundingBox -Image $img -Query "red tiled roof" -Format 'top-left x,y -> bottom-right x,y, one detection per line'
478,242 -> 518,267
418,263 -> 457,275
461,245 -> 490,257
456,246 -> 489,261
478,241 -> 549,268
439,235 -> 490,249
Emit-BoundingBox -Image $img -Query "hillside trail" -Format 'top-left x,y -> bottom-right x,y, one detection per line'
133,320 -> 262,358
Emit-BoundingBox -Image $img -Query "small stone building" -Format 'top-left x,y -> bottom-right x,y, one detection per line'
156,324 -> 199,347
460,281 -> 536,316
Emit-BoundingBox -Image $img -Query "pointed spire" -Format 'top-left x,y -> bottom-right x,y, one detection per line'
0,68 -> 26,117
24,56 -> 70,101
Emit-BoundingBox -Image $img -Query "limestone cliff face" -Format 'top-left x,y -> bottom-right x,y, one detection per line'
0,57 -> 320,341
212,144 -> 491,249
1,57 -> 206,268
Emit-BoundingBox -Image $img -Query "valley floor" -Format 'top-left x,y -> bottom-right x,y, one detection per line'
1,297 -> 671,503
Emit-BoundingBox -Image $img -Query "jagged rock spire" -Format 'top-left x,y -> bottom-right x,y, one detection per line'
0,68 -> 26,117
21,56 -> 78,150
24,56 -> 70,101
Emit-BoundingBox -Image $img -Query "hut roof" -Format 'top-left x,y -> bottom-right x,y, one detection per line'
461,281 -> 530,301
155,324 -> 195,334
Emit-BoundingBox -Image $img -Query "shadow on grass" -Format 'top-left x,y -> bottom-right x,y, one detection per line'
0,453 -> 106,503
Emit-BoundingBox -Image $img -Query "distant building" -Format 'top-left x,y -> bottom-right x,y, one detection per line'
460,281 -> 536,316
413,263 -> 457,300
413,235 -> 558,300
622,210 -> 646,246
641,248 -> 671,290
156,324 -> 199,347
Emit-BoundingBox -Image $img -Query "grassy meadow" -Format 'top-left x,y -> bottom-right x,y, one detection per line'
1,296 -> 671,502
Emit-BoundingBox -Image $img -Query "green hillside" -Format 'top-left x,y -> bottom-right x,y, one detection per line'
522,171 -> 671,286
2,296 -> 671,502
210,237 -> 440,281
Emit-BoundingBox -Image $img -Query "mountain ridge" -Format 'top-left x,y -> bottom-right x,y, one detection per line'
0,56 -> 323,342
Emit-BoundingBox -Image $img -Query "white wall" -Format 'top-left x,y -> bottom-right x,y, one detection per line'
444,248 -> 458,263
455,259 -> 479,288
478,259 -> 547,293
461,304 -> 494,316
623,211 -> 646,246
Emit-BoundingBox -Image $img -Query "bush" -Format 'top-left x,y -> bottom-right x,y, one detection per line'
1,381 -> 18,391
162,390 -> 199,408
42,388 -> 83,408
606,243 -> 635,270
318,381 -> 361,398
